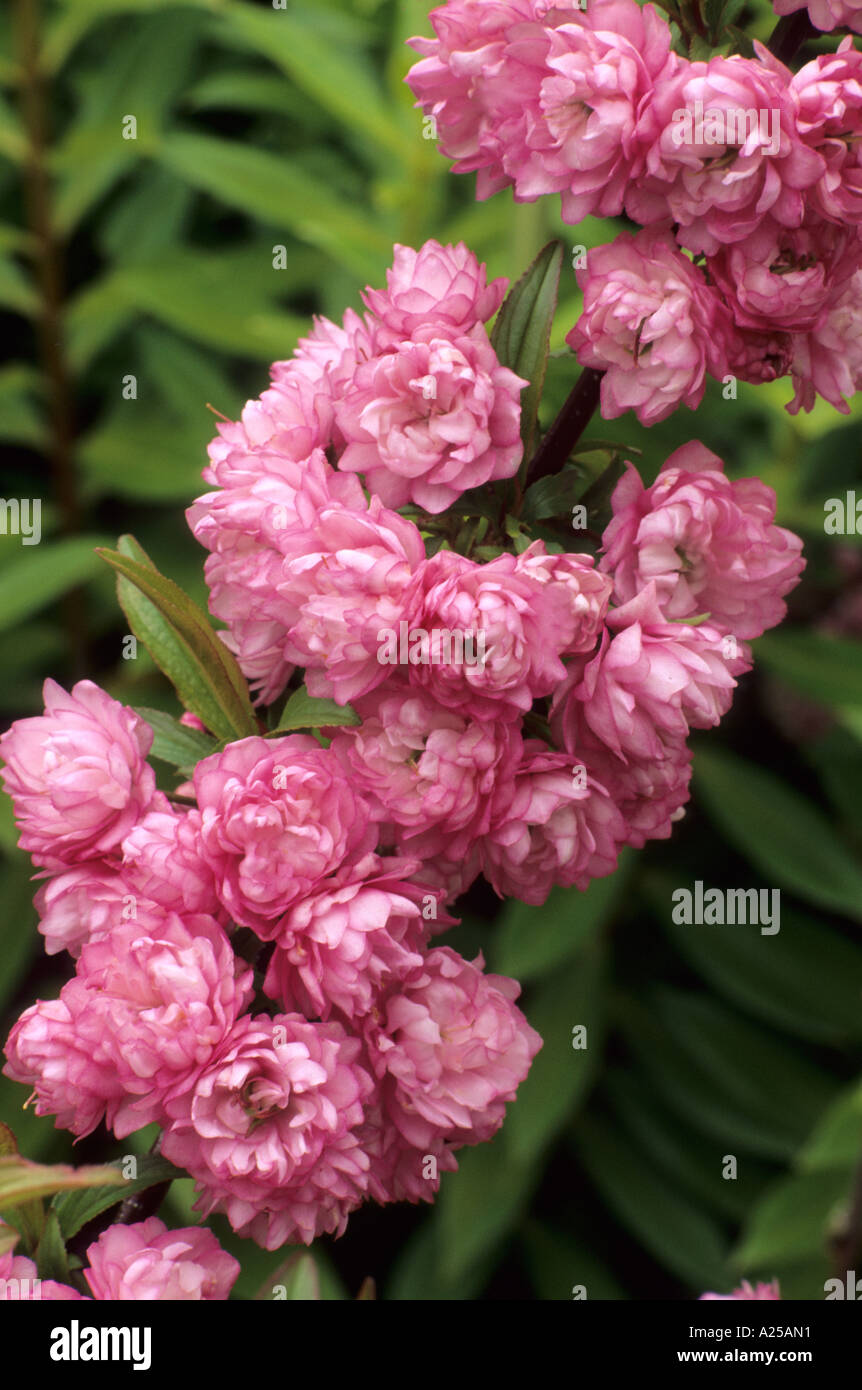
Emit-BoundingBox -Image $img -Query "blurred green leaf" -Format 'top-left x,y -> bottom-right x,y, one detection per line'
256,1251 -> 320,1302
0,538 -> 107,631
520,1220 -> 625,1300
735,1169 -> 852,1271
797,1081 -> 862,1175
438,1135 -> 539,1285
756,630 -> 862,711
35,1209 -> 71,1284
575,1113 -> 731,1290
694,746 -> 862,922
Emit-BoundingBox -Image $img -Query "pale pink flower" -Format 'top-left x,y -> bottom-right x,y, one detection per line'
262,851 -> 428,1020
4,995 -> 124,1138
0,680 -> 158,871
121,807 -> 222,919
162,1013 -> 374,1248
366,947 -> 541,1145
600,443 -> 805,639
627,51 -> 825,255
0,1249 -> 85,1300
335,324 -> 526,513
480,742 -> 624,903
363,240 -> 506,339
701,1279 -> 781,1300
83,1218 -> 239,1301
568,230 -> 734,425
34,864 -> 131,957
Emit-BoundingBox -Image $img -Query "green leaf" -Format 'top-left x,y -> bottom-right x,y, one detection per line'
0,1156 -> 125,1209
756,630 -> 862,711
520,465 -> 582,525
575,1113 -> 731,1290
520,1220 -> 625,1300
275,687 -> 360,733
53,1156 -> 182,1241
99,536 -> 258,744
693,746 -> 862,922
35,1209 -> 71,1284
503,946 -> 605,1166
158,132 -> 391,281
438,1134 -> 540,1285
798,1082 -> 862,1175
491,241 -> 564,466
651,872 -> 862,1045
0,365 -> 44,447
735,1169 -> 852,1271
494,851 -> 632,982
0,537 -> 107,631
133,707 -> 217,770
218,4 -> 412,163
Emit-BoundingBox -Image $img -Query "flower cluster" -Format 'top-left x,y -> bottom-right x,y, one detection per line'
0,235 -> 804,1261
408,2 -> 862,418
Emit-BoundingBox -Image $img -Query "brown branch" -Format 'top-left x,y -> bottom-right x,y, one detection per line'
525,367 -> 604,489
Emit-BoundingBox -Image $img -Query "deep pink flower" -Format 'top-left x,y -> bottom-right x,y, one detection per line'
83,1218 -> 239,1301
479,742 -> 624,903
335,324 -> 526,513
707,219 -> 862,334
0,680 -> 158,871
121,807 -> 223,919
194,736 -> 374,935
162,1013 -> 374,1248
600,443 -> 805,639
4,913 -> 252,1138
559,586 -> 750,764
627,50 -> 825,255
262,851 -> 429,1020
791,41 -> 862,224
366,947 -> 541,1145
789,267 -> 862,414
568,229 -> 735,424
362,240 -> 506,339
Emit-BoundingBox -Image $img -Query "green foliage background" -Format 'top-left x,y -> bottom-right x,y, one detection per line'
1,0 -> 861,1300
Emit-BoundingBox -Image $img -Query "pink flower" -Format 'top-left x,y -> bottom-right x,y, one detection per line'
121,807 -> 222,919
162,1013 -> 374,1248
34,865 -> 131,957
262,851 -> 428,1020
707,219 -> 862,335
83,1219 -> 239,1300
358,1093 -> 459,1206
518,2 -> 678,221
479,742 -> 624,903
403,543 -> 603,719
561,586 -> 749,764
600,443 -> 805,639
332,682 -> 521,854
366,947 -> 541,1144
627,51 -> 824,255
362,240 -> 506,340
277,495 -> 426,705
194,736 -> 374,935
701,1279 -> 781,1300
791,41 -> 862,224
335,324 -> 526,513
773,0 -> 862,35
789,267 -> 862,414
5,913 -> 252,1138
0,1247 -> 86,1300
568,230 -> 734,425
0,680 -> 158,871
551,688 -> 693,848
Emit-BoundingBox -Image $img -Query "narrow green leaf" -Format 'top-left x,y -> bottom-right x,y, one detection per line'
99,536 -> 258,743
275,687 -> 360,733
133,707 -> 217,770
521,1220 -> 625,1301
491,241 -> 564,465
756,630 -> 862,711
53,1156 -> 181,1241
35,1209 -> 71,1284
438,1134 -> 540,1285
735,1169 -> 852,1271
0,538 -> 107,631
798,1082 -> 862,1175
694,746 -> 862,922
0,1157 -> 125,1209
